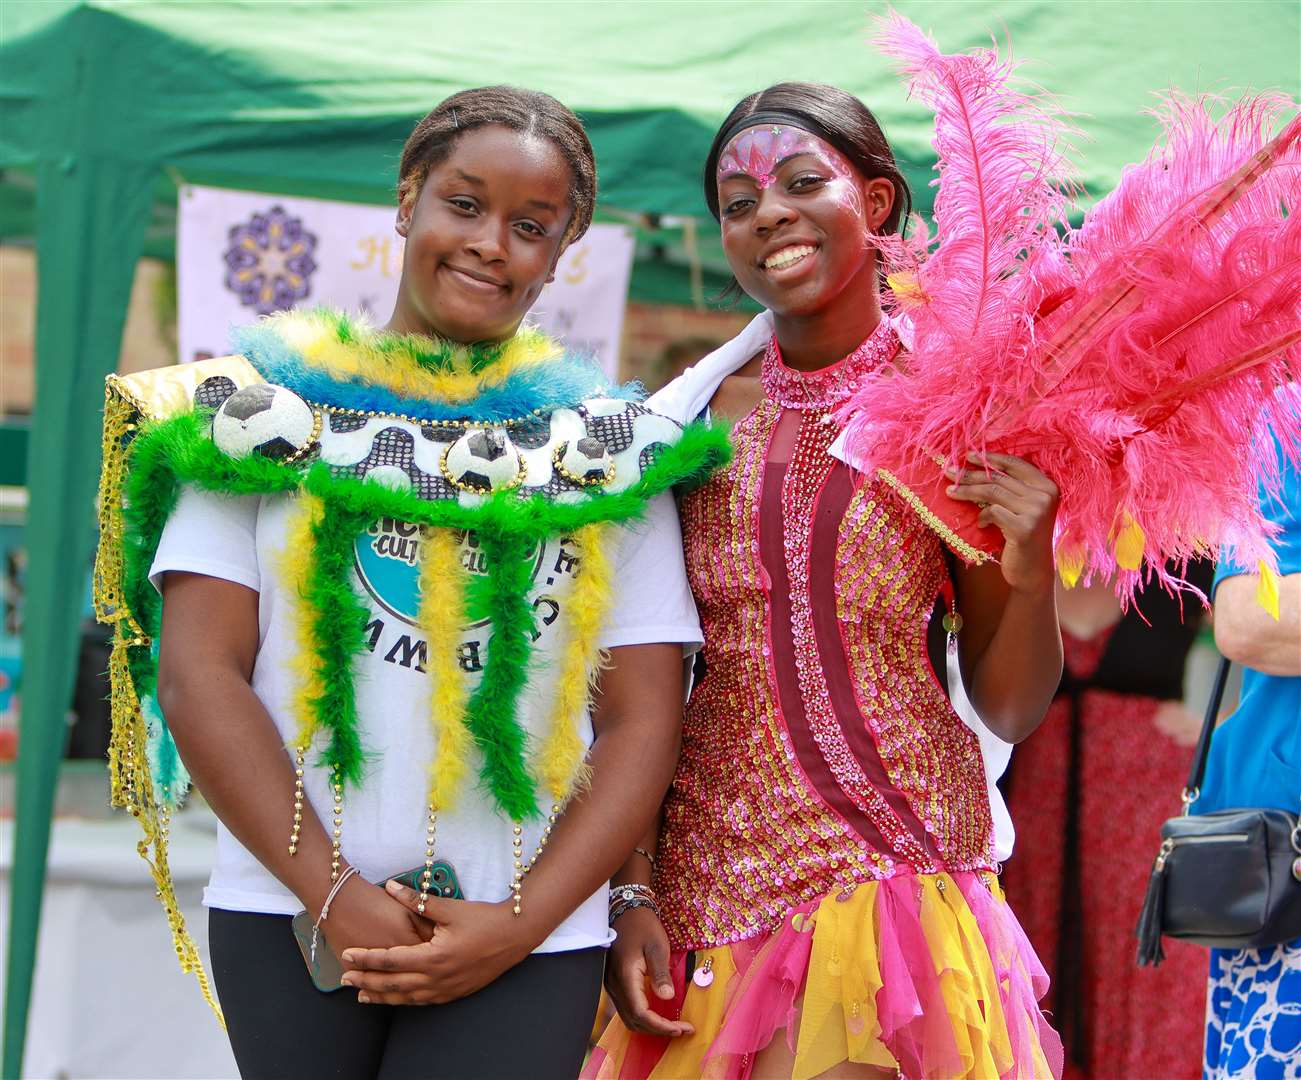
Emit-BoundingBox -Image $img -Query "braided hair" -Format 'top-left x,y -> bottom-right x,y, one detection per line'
398,86 -> 597,246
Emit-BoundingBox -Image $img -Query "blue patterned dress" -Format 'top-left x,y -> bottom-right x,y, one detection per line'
1205,941 -> 1301,1079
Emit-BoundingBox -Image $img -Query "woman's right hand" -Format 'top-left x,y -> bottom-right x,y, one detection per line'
321,877 -> 434,959
606,908 -> 694,1038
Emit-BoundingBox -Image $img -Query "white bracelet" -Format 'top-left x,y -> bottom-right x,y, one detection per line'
310,864 -> 360,963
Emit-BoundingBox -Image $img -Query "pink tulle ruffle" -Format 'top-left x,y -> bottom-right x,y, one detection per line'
697,873 -> 1062,1080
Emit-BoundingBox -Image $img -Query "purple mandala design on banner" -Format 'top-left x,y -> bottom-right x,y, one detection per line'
223,205 -> 319,314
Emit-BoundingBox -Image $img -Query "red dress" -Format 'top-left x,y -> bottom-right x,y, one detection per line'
1003,579 -> 1211,1080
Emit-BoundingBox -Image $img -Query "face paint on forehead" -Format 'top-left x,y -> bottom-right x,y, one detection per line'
716,124 -> 856,190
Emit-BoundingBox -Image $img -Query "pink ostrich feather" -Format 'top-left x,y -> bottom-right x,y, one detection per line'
842,20 -> 1301,602
840,12 -> 1075,505
1006,95 -> 1301,422
868,12 -> 1074,362
1010,208 -> 1301,597
1010,97 -> 1301,598
1064,93 -> 1298,284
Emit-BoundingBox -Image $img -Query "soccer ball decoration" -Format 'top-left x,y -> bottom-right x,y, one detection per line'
554,436 -> 614,487
441,427 -> 525,493
211,383 -> 317,461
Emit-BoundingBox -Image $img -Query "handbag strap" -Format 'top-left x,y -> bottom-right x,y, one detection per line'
1182,655 -> 1232,811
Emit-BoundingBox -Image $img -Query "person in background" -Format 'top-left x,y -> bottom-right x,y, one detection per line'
1200,405 -> 1301,1080
1002,562 -> 1214,1079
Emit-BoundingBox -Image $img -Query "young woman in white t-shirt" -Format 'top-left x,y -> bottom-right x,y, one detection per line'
151,88 -> 705,1079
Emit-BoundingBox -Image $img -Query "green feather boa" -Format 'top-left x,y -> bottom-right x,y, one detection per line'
120,408 -> 730,816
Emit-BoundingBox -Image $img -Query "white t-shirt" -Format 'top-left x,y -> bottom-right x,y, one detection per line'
150,487 -> 702,953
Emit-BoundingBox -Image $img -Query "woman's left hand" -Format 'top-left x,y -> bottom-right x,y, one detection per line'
339,881 -> 535,1005
947,451 -> 1059,595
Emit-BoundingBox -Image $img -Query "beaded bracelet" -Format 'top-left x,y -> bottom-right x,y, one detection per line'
609,882 -> 659,925
609,895 -> 660,925
610,882 -> 655,906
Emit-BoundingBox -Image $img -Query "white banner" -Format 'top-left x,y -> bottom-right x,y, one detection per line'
177,184 -> 635,376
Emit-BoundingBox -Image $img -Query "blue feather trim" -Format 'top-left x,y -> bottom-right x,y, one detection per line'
233,320 -> 641,423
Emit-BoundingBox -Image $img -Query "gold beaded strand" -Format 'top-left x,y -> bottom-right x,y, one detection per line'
288,746 -> 306,855
290,761 -> 560,915
511,823 -> 525,914
417,804 -> 438,915
289,756 -> 346,880
510,803 -> 560,916
306,396 -> 604,433
330,767 -> 344,884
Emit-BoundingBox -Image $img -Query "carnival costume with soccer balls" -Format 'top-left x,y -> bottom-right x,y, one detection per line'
94,309 -> 730,1019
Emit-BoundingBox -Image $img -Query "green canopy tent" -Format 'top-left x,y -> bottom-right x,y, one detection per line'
1,0 -> 1296,1072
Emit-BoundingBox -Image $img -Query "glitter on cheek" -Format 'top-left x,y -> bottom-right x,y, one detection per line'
825,176 -> 865,218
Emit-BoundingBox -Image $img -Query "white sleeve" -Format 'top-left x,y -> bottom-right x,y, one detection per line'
148,486 -> 261,595
598,491 -> 702,651
947,651 -> 1016,863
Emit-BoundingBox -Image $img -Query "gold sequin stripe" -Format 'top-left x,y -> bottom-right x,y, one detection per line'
723,407 -> 790,920
728,402 -> 817,920
739,405 -> 861,905
106,645 -> 224,1025
875,467 -> 993,566
833,489 -> 882,621
93,382 -> 147,640
667,404 -> 873,943
661,404 -> 783,940
837,485 -> 995,866
840,491 -> 949,812
837,499 -> 950,851
96,382 -> 223,1023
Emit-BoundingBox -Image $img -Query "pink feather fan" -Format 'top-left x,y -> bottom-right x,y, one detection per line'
841,13 -> 1301,604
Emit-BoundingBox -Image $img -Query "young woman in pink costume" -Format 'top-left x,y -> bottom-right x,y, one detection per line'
585,80 -> 1065,1080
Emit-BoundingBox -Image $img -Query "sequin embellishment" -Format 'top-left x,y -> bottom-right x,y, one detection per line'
654,327 -> 996,951
760,318 -> 898,411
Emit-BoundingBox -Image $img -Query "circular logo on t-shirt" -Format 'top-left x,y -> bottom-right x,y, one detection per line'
353,519 -> 545,628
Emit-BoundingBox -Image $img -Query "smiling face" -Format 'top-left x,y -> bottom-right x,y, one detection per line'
392,125 -> 575,343
716,124 -> 894,319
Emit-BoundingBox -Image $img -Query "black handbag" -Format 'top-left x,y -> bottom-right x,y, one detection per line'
1136,656 -> 1301,965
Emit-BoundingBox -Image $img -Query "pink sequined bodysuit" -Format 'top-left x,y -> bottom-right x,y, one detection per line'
655,322 -> 997,951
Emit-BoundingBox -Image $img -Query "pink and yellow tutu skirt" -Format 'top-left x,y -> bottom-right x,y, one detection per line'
587,871 -> 1063,1079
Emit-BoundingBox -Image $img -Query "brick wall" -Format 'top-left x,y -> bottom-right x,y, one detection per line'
0,247 -> 175,417
619,301 -> 753,393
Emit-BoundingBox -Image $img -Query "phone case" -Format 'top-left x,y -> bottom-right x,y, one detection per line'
292,909 -> 347,992
391,860 -> 463,900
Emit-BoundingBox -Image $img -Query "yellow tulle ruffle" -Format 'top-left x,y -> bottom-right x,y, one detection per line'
588,872 -> 1060,1080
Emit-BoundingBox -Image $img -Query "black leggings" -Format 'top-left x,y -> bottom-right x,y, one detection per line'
209,909 -> 605,1080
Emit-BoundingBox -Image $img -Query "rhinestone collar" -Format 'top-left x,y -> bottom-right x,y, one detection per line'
760,319 -> 900,411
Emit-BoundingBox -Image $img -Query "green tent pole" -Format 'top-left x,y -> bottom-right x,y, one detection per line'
2,154 -> 155,1080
